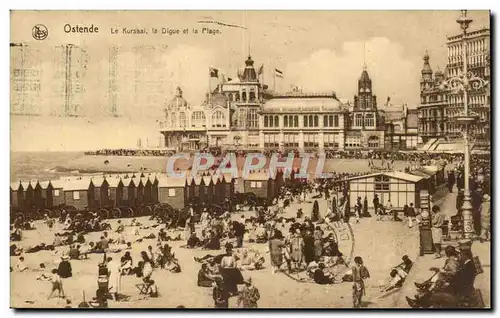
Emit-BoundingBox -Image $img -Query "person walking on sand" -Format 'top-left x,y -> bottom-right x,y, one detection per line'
431,206 -> 445,259
352,256 -> 370,308
47,269 -> 65,299
479,194 -> 490,242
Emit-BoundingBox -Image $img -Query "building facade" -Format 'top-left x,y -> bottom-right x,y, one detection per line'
160,56 -> 416,152
418,28 -> 490,145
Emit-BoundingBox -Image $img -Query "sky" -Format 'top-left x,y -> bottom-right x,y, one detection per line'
10,10 -> 490,151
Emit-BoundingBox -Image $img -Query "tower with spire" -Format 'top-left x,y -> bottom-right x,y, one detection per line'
420,51 -> 434,91
418,51 -> 448,143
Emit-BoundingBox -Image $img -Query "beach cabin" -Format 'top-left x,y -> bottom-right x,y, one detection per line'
63,178 -> 92,211
345,171 -> 425,213
185,174 -> 196,204
21,181 -> 35,210
141,176 -> 154,204
89,177 -> 110,210
149,174 -> 159,204
32,181 -> 44,209
121,177 -> 137,207
212,174 -> 224,205
157,175 -> 187,210
50,180 -> 65,207
10,181 -> 23,211
222,173 -> 235,200
192,175 -> 204,203
243,171 -> 271,200
106,177 -> 124,207
37,181 -> 52,209
136,177 -> 146,205
202,175 -> 214,205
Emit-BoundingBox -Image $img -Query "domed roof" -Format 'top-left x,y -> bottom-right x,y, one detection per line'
421,52 -> 433,75
167,87 -> 188,109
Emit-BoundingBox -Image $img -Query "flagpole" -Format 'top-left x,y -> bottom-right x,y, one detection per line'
273,72 -> 276,92
262,66 -> 265,89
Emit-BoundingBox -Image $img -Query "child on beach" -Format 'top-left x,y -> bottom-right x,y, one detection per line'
47,269 -> 65,299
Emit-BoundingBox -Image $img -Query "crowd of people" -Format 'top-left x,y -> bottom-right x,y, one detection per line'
10,150 -> 489,308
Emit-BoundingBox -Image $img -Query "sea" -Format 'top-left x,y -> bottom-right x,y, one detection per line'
10,151 -> 85,183
10,151 -> 405,184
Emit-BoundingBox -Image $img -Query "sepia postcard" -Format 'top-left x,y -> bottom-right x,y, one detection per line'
10,10 -> 491,309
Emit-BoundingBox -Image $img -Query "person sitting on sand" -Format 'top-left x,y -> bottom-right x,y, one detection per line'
165,258 -> 181,273
186,233 -> 201,248
203,231 -> 220,250
107,242 -> 132,253
144,279 -> 159,298
68,244 -> 80,260
198,263 -> 217,287
16,256 -> 28,272
36,263 -> 52,281
116,220 -> 124,234
121,251 -> 133,275
313,263 -> 335,285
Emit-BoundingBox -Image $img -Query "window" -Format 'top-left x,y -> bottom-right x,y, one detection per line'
264,116 -> 269,127
179,112 -> 187,128
248,109 -> 258,128
250,181 -> 256,188
365,114 -> 375,127
168,189 -> 176,197
242,89 -> 247,102
73,191 -> 80,200
274,116 -> 279,127
191,111 -> 206,127
283,133 -> 299,148
324,133 -> 339,148
269,115 -> 274,127
374,175 -> 390,191
249,88 -> 256,102
283,115 -> 298,128
355,114 -> 363,126
171,113 -> 177,127
304,133 -> 319,148
314,115 -> 318,127
334,115 -> 339,127
264,133 -> 279,148
368,136 -> 379,148
212,111 -> 226,128
256,182 -> 263,188
54,189 -> 60,197
304,115 -> 308,127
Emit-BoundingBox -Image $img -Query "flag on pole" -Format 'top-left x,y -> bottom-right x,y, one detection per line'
275,68 -> 283,78
209,67 -> 219,78
258,64 -> 264,75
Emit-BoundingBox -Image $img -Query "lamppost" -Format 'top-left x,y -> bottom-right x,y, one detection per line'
439,10 -> 489,239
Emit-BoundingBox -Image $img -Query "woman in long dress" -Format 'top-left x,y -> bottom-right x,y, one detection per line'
289,229 -> 304,271
268,230 -> 285,274
107,257 -> 122,299
183,217 -> 192,241
313,226 -> 324,259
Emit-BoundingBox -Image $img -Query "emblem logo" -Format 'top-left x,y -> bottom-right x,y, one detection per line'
32,24 -> 48,40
